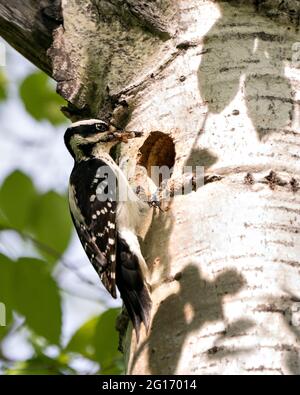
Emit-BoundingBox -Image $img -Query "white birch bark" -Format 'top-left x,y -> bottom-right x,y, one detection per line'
123,1 -> 300,375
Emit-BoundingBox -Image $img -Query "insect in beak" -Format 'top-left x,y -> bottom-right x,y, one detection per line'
112,131 -> 143,143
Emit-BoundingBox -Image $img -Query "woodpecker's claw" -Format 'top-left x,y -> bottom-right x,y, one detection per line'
136,186 -> 164,212
148,192 -> 164,212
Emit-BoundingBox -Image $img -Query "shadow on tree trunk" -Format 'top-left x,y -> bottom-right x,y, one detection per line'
131,264 -> 245,374
198,1 -> 294,141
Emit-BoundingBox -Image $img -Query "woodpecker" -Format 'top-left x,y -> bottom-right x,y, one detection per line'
64,119 -> 152,339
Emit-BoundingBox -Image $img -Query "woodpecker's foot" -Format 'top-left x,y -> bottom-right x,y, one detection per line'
147,192 -> 164,212
135,186 -> 164,211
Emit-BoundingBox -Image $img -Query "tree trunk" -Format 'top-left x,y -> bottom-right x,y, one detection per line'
1,0 -> 300,375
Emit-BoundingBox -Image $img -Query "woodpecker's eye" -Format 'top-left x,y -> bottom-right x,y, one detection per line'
95,123 -> 108,132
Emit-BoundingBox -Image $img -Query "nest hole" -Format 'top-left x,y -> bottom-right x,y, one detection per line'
138,132 -> 176,187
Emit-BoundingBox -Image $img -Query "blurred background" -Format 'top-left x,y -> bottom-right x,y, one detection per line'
0,40 -> 123,375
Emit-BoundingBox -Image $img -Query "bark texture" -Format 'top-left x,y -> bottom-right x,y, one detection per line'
1,0 -> 300,375
0,0 -> 62,75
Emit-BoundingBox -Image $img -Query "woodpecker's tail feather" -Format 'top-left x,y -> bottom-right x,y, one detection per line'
116,236 -> 152,341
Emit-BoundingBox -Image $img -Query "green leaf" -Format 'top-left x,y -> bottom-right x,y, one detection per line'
29,191 -> 72,263
0,254 -> 14,329
0,171 -> 72,263
0,171 -> 37,230
0,171 -> 72,264
19,71 -> 66,125
65,316 -> 98,358
65,308 -> 124,373
0,71 -> 7,101
14,257 -> 62,344
94,308 -> 123,373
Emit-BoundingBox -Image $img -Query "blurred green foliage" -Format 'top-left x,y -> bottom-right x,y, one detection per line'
66,309 -> 124,374
0,65 -> 123,374
19,71 -> 66,125
0,170 -> 73,263
0,170 -> 38,230
14,257 -> 62,344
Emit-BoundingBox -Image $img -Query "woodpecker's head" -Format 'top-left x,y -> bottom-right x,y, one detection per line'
64,119 -> 143,161
64,119 -> 116,161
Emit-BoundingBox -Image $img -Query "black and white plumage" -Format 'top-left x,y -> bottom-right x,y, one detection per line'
64,119 -> 152,338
